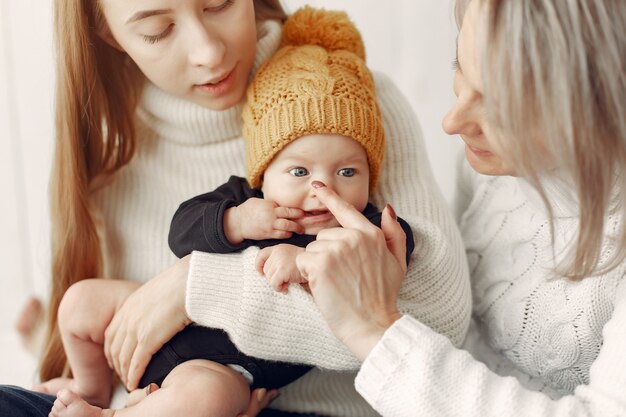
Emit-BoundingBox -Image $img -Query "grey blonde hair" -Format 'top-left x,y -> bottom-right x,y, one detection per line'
455,0 -> 626,280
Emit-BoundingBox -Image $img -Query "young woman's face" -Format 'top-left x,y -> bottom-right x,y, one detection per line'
100,0 -> 257,110
262,134 -> 370,235
442,0 -> 514,176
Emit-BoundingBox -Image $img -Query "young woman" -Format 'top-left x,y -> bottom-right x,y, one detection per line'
296,0 -> 626,416
0,0 -> 471,416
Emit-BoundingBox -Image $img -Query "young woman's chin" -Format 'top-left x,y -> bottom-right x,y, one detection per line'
196,94 -> 243,111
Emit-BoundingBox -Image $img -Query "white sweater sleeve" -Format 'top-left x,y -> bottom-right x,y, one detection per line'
185,72 -> 472,370
355,277 -> 626,417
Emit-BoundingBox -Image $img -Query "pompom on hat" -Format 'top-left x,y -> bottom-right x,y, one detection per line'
243,6 -> 385,190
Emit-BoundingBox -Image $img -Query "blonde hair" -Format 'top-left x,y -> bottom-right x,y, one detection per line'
41,0 -> 287,382
455,0 -> 626,280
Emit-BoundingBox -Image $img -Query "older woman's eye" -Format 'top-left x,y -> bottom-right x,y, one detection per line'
289,167 -> 309,177
338,168 -> 355,177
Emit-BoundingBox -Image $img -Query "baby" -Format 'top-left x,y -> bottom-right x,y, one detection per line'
36,7 -> 414,417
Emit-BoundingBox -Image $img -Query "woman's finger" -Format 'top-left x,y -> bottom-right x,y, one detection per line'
311,181 -> 373,230
237,388 -> 280,417
118,332 -> 138,388
127,345 -> 153,391
314,226 -> 361,243
103,318 -> 118,368
106,324 -> 125,378
125,383 -> 159,407
381,204 -> 408,272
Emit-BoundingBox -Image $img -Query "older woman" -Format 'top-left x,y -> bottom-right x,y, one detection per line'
298,0 -> 626,416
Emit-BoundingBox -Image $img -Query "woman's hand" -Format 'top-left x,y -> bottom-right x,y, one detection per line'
104,256 -> 192,391
238,388 -> 280,417
296,182 -> 407,361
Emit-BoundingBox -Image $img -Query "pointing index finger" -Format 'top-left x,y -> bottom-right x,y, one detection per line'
311,181 -> 371,230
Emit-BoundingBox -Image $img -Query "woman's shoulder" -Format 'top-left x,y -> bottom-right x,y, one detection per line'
371,70 -> 406,104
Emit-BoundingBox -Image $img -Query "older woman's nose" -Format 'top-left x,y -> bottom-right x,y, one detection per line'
442,99 -> 483,137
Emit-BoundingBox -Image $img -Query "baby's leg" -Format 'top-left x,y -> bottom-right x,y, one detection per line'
36,279 -> 139,407
49,359 -> 251,417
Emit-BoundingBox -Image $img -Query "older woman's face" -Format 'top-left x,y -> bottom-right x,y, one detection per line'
442,0 -> 513,176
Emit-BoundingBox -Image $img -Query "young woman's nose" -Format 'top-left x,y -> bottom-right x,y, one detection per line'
442,97 -> 483,137
187,23 -> 226,69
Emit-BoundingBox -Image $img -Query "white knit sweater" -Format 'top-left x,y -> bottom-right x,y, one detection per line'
94,20 -> 472,416
354,155 -> 626,417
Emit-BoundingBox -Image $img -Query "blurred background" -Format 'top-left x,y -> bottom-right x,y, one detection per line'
0,0 -> 461,387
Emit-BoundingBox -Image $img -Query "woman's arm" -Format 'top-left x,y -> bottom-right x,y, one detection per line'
186,72 -> 471,368
355,278 -> 626,417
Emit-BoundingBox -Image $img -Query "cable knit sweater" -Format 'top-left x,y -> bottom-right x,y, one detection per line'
354,155 -> 626,417
93,20 -> 471,416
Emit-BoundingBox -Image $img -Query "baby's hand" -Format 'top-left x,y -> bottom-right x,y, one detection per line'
226,198 -> 304,242
256,244 -> 307,293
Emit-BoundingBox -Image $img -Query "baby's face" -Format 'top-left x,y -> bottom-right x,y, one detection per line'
261,134 -> 370,235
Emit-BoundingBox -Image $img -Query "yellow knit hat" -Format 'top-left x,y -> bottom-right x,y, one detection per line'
243,6 -> 385,190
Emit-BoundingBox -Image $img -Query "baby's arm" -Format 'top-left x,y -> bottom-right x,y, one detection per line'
169,176 -> 302,256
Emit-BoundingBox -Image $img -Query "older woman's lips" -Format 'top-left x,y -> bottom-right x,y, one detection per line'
467,144 -> 492,156
195,67 -> 236,96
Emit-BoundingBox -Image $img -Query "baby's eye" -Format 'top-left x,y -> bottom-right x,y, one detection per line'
289,167 -> 309,177
338,168 -> 355,177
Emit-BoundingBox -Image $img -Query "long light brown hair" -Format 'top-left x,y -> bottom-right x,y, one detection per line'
455,0 -> 626,280
41,0 -> 287,382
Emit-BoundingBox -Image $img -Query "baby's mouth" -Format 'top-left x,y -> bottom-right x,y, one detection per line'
304,210 -> 329,217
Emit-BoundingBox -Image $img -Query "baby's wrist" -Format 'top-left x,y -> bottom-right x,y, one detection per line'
224,207 -> 244,244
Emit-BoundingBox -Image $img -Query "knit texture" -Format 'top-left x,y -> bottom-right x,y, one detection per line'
93,18 -> 471,416
354,156 -> 626,416
243,7 -> 384,190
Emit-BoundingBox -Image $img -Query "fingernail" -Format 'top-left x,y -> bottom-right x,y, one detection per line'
386,204 -> 397,221
256,388 -> 267,402
311,181 -> 326,189
145,383 -> 158,395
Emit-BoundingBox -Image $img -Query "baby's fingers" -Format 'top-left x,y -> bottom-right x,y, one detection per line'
274,206 -> 304,220
273,218 -> 304,235
255,247 -> 272,275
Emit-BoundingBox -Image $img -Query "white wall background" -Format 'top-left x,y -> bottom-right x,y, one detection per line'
0,1 -> 461,386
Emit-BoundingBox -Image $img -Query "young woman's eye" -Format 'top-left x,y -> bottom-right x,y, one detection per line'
142,25 -> 173,44
338,168 -> 356,177
289,167 -> 309,177
204,0 -> 234,13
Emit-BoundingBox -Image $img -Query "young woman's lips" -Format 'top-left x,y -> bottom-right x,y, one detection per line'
195,67 -> 236,96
